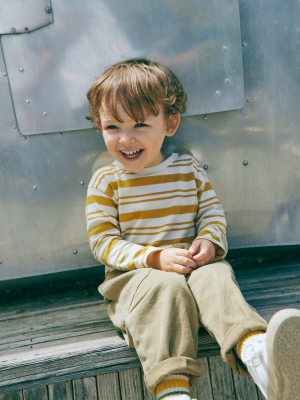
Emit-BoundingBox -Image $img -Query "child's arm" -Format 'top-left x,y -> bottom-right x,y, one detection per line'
190,160 -> 228,266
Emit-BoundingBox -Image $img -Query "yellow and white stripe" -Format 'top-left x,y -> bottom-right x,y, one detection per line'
86,153 -> 228,276
155,373 -> 190,399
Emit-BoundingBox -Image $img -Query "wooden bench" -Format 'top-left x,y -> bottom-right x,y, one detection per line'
0,258 -> 300,400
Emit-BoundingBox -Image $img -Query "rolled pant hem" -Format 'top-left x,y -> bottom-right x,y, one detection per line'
144,356 -> 202,396
221,317 -> 268,375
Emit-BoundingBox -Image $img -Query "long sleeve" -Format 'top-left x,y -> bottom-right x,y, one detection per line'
192,159 -> 228,258
85,165 -> 159,276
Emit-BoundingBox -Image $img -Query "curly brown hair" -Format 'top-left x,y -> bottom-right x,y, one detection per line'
87,58 -> 187,124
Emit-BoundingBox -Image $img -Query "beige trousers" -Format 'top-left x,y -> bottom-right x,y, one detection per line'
99,259 -> 268,395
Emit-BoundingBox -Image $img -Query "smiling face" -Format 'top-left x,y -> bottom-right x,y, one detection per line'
99,103 -> 180,173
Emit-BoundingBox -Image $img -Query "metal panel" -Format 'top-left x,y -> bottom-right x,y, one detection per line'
0,0 -> 300,281
0,0 -> 53,34
1,0 -> 244,136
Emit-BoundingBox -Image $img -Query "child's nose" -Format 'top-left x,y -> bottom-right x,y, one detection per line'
119,132 -> 135,145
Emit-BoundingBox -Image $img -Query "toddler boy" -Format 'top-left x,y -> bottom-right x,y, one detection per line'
86,58 -> 300,400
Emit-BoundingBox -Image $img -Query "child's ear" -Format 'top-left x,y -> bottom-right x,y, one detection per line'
165,114 -> 180,137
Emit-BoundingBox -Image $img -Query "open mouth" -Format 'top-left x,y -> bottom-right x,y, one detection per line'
121,149 -> 143,159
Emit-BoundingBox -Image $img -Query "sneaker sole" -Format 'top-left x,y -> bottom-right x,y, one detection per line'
266,309 -> 300,400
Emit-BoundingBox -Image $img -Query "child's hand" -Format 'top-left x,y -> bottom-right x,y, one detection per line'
147,248 -> 197,275
189,238 -> 218,267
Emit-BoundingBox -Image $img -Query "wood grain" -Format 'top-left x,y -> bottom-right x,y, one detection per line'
119,368 -> 144,400
190,358 -> 213,400
256,386 -> 266,400
97,372 -> 121,400
48,381 -> 73,400
22,386 -> 48,400
73,377 -> 97,400
232,372 -> 258,400
0,391 -> 23,400
140,370 -> 155,400
209,356 -> 236,400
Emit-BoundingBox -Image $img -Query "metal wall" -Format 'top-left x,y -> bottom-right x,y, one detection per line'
0,0 -> 300,281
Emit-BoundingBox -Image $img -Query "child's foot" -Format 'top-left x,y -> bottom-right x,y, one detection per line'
240,309 -> 300,400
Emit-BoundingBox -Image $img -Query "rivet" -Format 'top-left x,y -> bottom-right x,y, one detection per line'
11,28 -> 16,33
58,132 -> 63,136
19,68 -> 24,72
247,98 -> 251,103
43,112 -> 47,116
73,250 -> 78,254
2,72 -> 7,77
22,136 -> 27,140
225,78 -> 230,84
26,100 -> 30,104
0,261 -> 2,264
242,42 -> 247,47
45,6 -> 52,13
203,165 -> 209,170
203,115 -> 208,120
97,129 -> 100,133
13,124 -> 17,129
243,160 -> 248,166
80,181 -> 84,185
222,46 -> 228,52
33,186 -> 37,190
25,27 -> 29,32
240,108 -> 245,113
216,91 -> 221,96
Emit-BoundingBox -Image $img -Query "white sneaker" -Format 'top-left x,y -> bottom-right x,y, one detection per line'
241,309 -> 300,400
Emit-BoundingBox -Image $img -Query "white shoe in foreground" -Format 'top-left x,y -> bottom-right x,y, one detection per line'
241,309 -> 300,400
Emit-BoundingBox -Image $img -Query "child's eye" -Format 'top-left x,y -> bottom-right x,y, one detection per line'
135,123 -> 147,128
106,125 -> 118,130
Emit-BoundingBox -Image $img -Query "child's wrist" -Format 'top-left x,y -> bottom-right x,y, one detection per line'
147,250 -> 162,270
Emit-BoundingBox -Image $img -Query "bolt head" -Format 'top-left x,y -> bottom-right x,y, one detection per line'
222,46 -> 228,52
97,129 -> 100,133
13,124 -> 17,129
19,68 -> 24,72
243,160 -> 248,166
203,115 -> 208,120
33,186 -> 37,190
80,181 -> 84,185
247,98 -> 251,103
2,72 -> 7,77
216,91 -> 221,96
25,27 -> 29,32
22,136 -> 27,140
26,100 -> 30,104
73,250 -> 78,255
0,261 -> 2,264
59,132 -> 63,136
225,78 -> 230,84
203,165 -> 209,170
242,42 -> 247,47
240,108 -> 245,113
45,6 -> 51,13
11,28 -> 16,33
43,112 -> 47,116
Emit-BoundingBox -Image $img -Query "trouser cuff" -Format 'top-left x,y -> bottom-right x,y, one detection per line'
221,317 -> 268,375
144,356 -> 202,396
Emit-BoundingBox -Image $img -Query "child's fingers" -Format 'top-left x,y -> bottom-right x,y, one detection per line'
173,264 -> 193,275
177,256 -> 197,269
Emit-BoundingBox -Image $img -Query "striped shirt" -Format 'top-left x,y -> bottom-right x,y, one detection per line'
86,153 -> 227,277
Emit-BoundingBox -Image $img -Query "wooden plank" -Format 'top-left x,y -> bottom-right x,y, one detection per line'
190,358 -> 213,400
22,386 -> 48,400
140,370 -> 155,400
256,387 -> 266,400
73,377 -> 97,400
0,391 -> 23,400
48,381 -> 73,400
232,372 -> 258,400
119,368 -> 144,400
97,372 -> 121,400
208,356 -> 236,400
